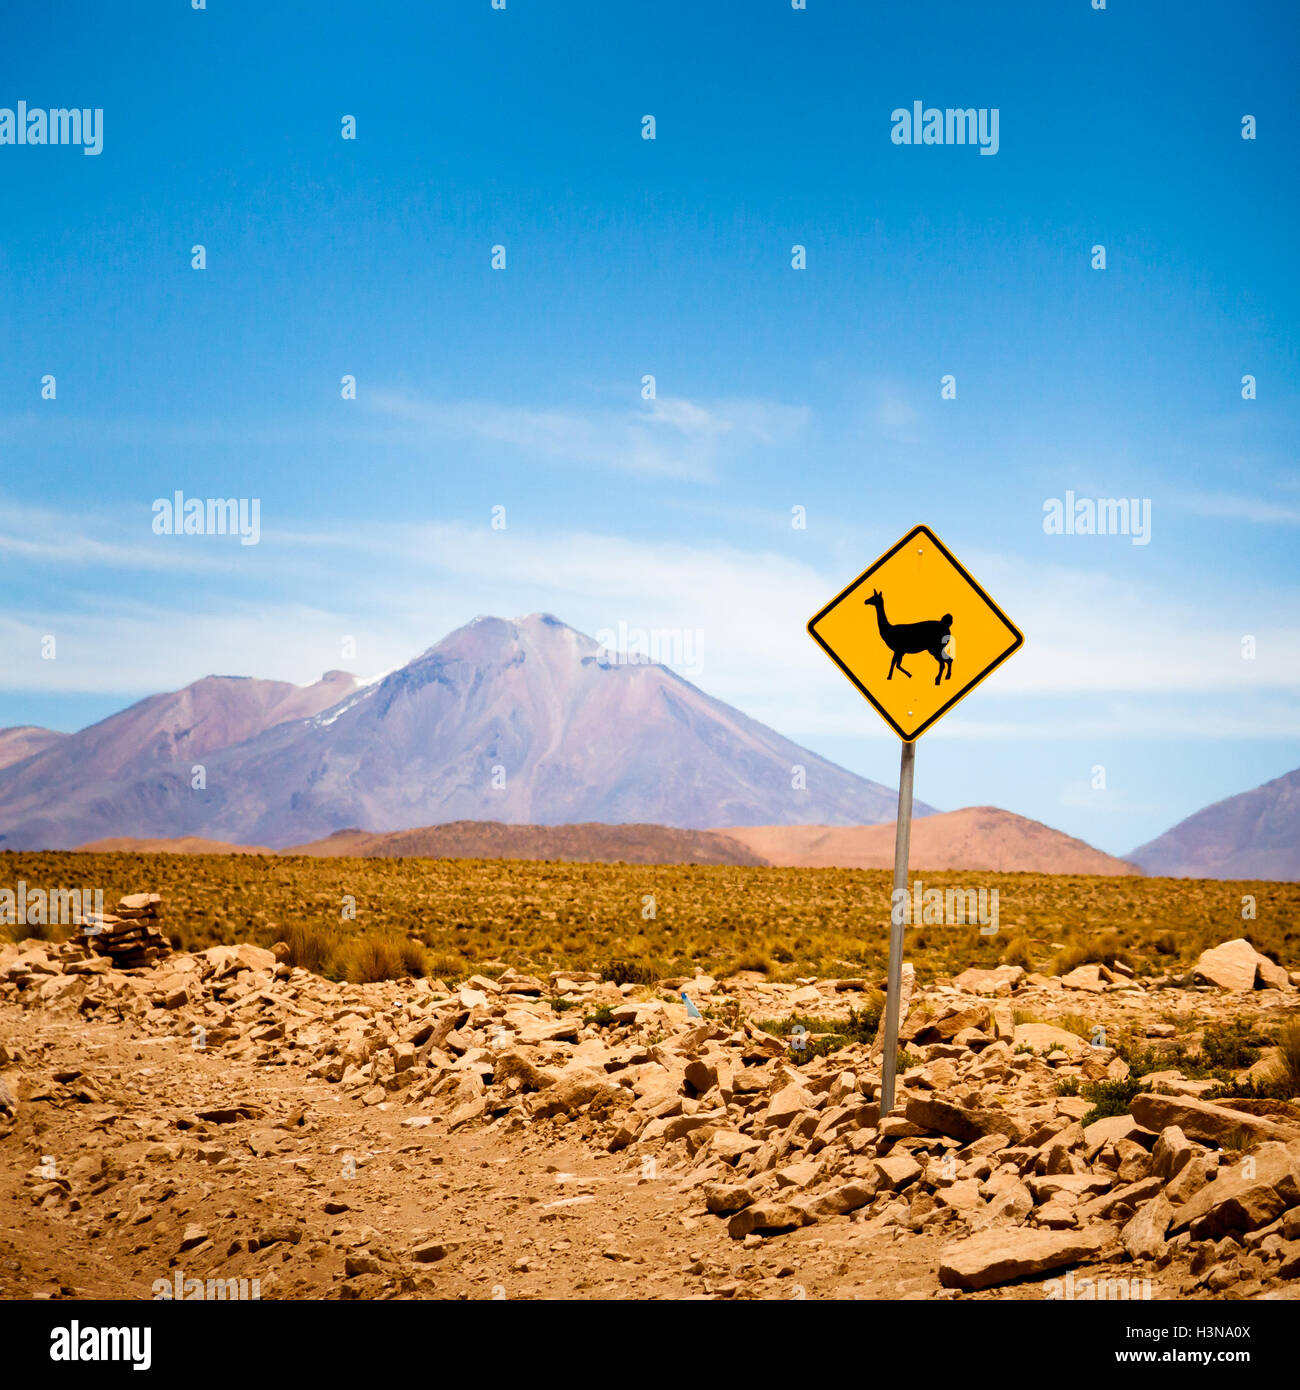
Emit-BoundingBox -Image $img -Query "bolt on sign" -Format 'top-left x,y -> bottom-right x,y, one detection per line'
806,524 -> 1023,742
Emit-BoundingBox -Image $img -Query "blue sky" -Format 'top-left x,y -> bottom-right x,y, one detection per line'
1,0 -> 1297,855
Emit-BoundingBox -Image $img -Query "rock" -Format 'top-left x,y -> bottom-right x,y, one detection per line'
792,1182 -> 875,1221
765,1082 -> 815,1128
710,1130 -> 760,1164
411,1241 -> 455,1263
526,1069 -> 631,1120
1130,1093 -> 1300,1148
1082,1114 -> 1151,1159
905,1095 -> 1021,1145
1151,1126 -> 1194,1181
726,1200 -> 806,1239
257,1223 -> 301,1248
934,1178 -> 983,1212
494,1050 -> 557,1092
939,1224 -> 1114,1291
903,1004 -> 989,1045
1013,1023 -> 1088,1057
1059,964 -> 1109,993
1256,957 -> 1292,991
983,1179 -> 1033,1224
179,1223 -> 209,1251
703,1182 -> 754,1215
1170,1143 -> 1300,1239
873,1152 -> 922,1191
1122,1193 -> 1174,1260
1165,1155 -> 1217,1206
951,965 -> 1024,996
1191,939 -> 1267,992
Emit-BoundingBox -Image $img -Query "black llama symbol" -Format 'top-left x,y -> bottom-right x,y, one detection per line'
864,590 -> 953,686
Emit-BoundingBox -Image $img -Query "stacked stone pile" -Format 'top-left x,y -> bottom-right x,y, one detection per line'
71,892 -> 169,970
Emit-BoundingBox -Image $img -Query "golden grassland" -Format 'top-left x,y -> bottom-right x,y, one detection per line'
2,851 -> 1298,988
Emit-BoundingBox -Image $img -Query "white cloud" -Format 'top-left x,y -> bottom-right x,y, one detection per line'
1179,492 -> 1300,526
365,390 -> 809,482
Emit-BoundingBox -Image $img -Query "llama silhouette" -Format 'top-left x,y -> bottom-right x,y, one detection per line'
864,589 -> 953,685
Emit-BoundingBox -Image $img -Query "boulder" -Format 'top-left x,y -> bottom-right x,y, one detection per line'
1013,1023 -> 1088,1056
726,1200 -> 807,1239
1082,1113 -> 1152,1160
1256,957 -> 1293,991
525,1069 -> 631,1119
951,965 -> 1024,996
905,1095 -> 1022,1145
1130,1093 -> 1300,1148
1191,939 -> 1266,992
765,1081 -> 815,1129
939,1224 -> 1114,1291
902,1004 -> 990,1045
1169,1143 -> 1300,1239
1122,1193 -> 1174,1260
1059,964 -> 1109,993
873,1152 -> 923,1191
791,1182 -> 875,1221
702,1181 -> 754,1215
1151,1125 -> 1194,1181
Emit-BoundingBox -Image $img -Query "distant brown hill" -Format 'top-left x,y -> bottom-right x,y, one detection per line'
285,820 -> 766,866
76,835 -> 275,855
719,806 -> 1140,875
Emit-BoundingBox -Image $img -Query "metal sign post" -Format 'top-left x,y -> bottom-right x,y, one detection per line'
806,524 -> 1024,1121
879,738 -> 915,1117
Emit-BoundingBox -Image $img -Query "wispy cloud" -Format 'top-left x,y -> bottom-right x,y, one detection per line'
0,499 -> 251,574
366,390 -> 809,481
1179,492 -> 1300,525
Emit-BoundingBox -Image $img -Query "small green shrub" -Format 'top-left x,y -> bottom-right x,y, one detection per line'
1080,1077 -> 1144,1125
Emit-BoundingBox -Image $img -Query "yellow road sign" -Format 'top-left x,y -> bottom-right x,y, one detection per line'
808,524 -> 1023,742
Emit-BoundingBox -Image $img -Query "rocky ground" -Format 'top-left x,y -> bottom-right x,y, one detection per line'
2,909 -> 1300,1302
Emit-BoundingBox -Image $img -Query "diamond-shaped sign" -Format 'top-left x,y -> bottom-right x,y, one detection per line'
808,525 -> 1023,742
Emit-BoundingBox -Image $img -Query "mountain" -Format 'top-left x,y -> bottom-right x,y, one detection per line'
0,670 -> 358,850
0,615 -> 931,850
286,821 -> 767,865
721,806 -> 1140,875
0,726 -> 67,771
1129,768 -> 1300,881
